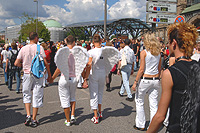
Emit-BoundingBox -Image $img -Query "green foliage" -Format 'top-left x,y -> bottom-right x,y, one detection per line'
19,13 -> 50,42
0,40 -> 5,43
67,28 -> 89,40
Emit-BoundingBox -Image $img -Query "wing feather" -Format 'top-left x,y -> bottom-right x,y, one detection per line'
54,47 -> 70,79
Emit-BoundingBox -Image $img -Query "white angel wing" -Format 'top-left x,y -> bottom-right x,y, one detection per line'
71,46 -> 89,81
54,47 -> 70,79
102,46 -> 120,74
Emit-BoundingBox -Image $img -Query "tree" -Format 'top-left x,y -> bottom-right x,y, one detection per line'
19,13 -> 50,42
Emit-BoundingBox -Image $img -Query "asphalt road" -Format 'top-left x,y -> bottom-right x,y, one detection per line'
0,67 -> 166,133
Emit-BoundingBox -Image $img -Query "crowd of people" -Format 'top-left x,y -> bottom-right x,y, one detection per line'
0,22 -> 200,132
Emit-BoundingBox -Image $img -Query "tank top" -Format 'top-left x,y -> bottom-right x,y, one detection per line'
144,50 -> 160,75
167,60 -> 196,132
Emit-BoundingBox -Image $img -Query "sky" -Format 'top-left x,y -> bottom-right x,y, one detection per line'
0,0 -> 147,31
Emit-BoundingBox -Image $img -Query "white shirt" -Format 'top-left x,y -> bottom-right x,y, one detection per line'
1,50 -> 9,63
88,47 -> 105,71
144,50 -> 160,75
120,46 -> 135,64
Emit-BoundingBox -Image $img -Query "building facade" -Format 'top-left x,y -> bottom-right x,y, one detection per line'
43,19 -> 67,42
155,0 -> 200,43
5,25 -> 21,44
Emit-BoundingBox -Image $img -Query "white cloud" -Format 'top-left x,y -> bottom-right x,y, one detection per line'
42,0 -> 105,26
108,0 -> 146,20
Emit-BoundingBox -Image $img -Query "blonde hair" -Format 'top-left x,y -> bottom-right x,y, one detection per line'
167,22 -> 198,58
144,33 -> 161,56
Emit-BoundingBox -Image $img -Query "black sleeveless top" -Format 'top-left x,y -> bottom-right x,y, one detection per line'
167,60 -> 196,133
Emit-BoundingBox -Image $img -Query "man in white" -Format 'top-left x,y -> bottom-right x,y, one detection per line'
117,39 -> 135,101
51,35 -> 77,126
85,34 -> 105,124
15,32 -> 52,127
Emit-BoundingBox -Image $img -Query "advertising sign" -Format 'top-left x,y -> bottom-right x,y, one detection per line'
146,2 -> 177,13
146,13 -> 177,24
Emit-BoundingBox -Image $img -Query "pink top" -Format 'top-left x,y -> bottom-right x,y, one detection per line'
61,52 -> 76,77
17,44 -> 46,74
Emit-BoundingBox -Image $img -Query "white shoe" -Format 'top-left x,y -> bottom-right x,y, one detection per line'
65,120 -> 70,126
91,117 -> 99,124
70,116 -> 76,124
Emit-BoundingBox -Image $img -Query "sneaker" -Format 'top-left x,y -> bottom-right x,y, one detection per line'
106,87 -> 111,92
133,125 -> 145,131
70,117 -> 76,124
91,117 -> 99,124
118,92 -> 124,97
30,120 -> 39,127
98,112 -> 103,118
65,120 -> 71,126
126,97 -> 134,102
24,116 -> 32,126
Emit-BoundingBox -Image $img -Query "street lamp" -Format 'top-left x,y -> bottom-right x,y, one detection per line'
18,16 -> 23,43
104,0 -> 107,38
34,0 -> 38,33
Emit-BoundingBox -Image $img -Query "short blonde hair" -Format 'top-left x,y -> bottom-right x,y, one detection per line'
144,33 -> 161,56
167,22 -> 198,58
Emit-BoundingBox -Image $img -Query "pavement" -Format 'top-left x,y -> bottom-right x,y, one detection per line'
0,67 -> 166,133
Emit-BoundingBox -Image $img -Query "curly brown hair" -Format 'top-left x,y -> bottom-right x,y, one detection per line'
167,22 -> 198,58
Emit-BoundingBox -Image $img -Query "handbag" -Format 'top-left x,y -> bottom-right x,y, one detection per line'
121,50 -> 127,69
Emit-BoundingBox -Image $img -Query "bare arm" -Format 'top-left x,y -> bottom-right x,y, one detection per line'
117,60 -> 121,75
84,57 -> 92,79
43,57 -> 52,83
14,59 -> 22,67
52,68 -> 61,81
147,69 -> 173,133
158,56 -> 162,77
132,50 -> 146,91
5,58 -> 9,72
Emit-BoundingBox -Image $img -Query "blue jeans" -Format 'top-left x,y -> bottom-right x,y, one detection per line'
120,64 -> 132,98
134,59 -> 137,71
3,63 -> 8,83
8,69 -> 21,92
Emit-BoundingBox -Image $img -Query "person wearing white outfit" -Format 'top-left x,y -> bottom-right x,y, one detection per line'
117,39 -> 135,101
86,34 -> 106,124
132,33 -> 161,131
52,35 -> 78,127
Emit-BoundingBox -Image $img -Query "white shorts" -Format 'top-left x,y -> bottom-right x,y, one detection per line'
58,76 -> 77,108
89,69 -> 106,110
22,74 -> 44,108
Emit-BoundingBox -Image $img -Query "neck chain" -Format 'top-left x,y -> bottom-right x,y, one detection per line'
175,56 -> 189,62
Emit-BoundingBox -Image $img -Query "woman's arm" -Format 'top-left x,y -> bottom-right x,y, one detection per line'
131,50 -> 146,91
158,56 -> 162,77
147,69 -> 173,133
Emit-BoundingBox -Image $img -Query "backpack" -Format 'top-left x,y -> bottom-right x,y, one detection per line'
171,61 -> 200,133
31,44 -> 45,79
9,50 -> 18,70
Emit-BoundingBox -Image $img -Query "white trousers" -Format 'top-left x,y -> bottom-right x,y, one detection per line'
58,76 -> 77,108
89,69 -> 106,110
22,74 -> 44,108
135,78 -> 160,128
77,76 -> 83,88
